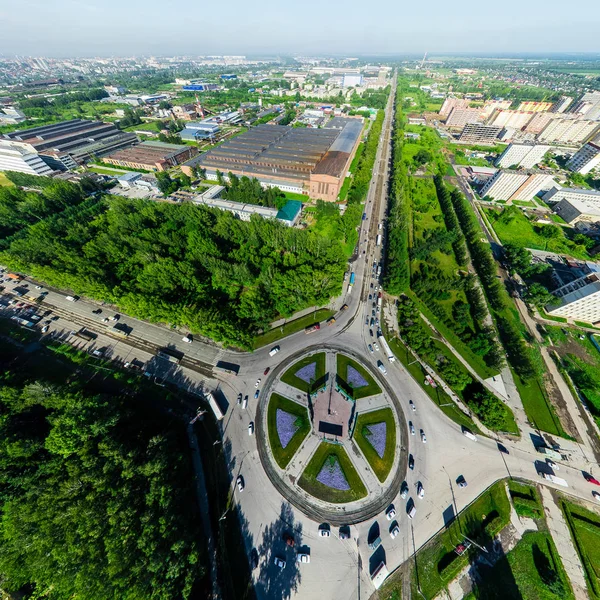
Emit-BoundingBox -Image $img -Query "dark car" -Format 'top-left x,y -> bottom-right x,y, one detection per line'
457,475 -> 468,488
250,548 -> 259,570
92,308 -> 102,315
369,329 -> 374,337
264,367 -> 270,376
282,532 -> 295,547
408,454 -> 414,470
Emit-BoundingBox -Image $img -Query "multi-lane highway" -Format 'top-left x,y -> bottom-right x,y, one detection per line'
2,76 -> 600,600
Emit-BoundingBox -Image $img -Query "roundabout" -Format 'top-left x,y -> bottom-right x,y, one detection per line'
255,344 -> 408,525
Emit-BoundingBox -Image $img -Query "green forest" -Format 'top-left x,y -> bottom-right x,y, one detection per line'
0,348 -> 205,599
0,173 -> 346,348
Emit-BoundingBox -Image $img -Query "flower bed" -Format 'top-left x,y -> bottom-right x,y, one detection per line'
267,394 -> 310,468
298,442 -> 367,503
336,354 -> 381,399
354,408 -> 396,483
281,353 -> 326,393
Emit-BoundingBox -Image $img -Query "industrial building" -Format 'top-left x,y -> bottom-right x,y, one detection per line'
180,121 -> 220,141
0,119 -> 137,171
103,140 -> 197,172
544,187 -> 600,207
495,143 -> 550,169
553,196 -> 600,225
480,170 -> 555,201
458,123 -> 503,143
566,141 -> 600,175
196,118 -> 363,201
487,109 -> 535,130
182,83 -> 219,92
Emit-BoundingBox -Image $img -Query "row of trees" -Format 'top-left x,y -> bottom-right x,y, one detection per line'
0,193 -> 345,348
217,172 -> 288,209
433,174 -> 467,266
383,94 -> 410,293
448,185 -> 540,381
19,88 -> 109,109
0,361 -> 205,599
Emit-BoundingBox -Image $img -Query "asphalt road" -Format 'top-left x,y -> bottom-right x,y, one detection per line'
3,78 -> 600,600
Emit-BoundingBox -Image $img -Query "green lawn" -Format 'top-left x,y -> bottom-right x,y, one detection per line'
348,142 -> 364,174
253,309 -> 335,349
380,481 -> 510,599
0,172 -> 15,187
338,176 -> 352,201
513,371 -> 567,437
354,408 -> 396,483
266,393 -> 311,468
297,442 -> 367,503
387,334 -> 480,433
282,191 -> 309,202
474,531 -> 574,600
507,480 -> 543,519
280,352 -> 326,393
336,353 -> 382,399
485,206 -> 590,260
86,166 -> 127,176
561,500 -> 600,599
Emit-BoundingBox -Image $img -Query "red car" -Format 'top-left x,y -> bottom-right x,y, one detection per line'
264,367 -> 270,376
584,472 -> 600,486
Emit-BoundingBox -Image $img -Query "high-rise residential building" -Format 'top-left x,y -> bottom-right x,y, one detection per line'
0,143 -> 54,176
480,100 -> 512,120
547,271 -> 600,324
439,97 -> 470,117
480,170 -> 555,201
517,101 -> 553,113
445,107 -> 483,128
566,142 -> 600,175
537,119 -> 600,144
550,96 -> 573,113
524,112 -> 558,134
486,109 -> 535,130
458,123 -> 503,143
495,143 -> 550,169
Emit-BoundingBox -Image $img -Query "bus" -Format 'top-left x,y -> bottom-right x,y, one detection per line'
214,361 -> 240,376
110,324 -> 129,338
74,328 -> 95,342
156,348 -> 182,364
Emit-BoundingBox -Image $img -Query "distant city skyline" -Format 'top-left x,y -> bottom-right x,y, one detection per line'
1,0 -> 599,57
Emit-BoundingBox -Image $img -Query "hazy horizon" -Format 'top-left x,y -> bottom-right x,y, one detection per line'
1,0 -> 599,58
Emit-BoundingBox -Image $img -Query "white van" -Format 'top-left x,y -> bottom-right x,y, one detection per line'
269,346 -> 280,357
242,396 -> 248,410
408,505 -> 417,519
65,295 -> 77,302
462,428 -> 477,442
377,362 -> 387,376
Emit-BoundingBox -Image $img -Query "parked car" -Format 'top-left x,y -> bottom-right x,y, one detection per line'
420,430 -> 427,444
182,336 -> 192,343
273,556 -> 286,569
457,475 -> 468,488
417,483 -> 425,499
400,481 -> 409,499
264,367 -> 270,376
255,378 -> 261,388
236,475 -> 245,492
390,523 -> 400,539
242,396 -> 248,409
408,454 -> 415,470
386,506 -> 396,520
237,393 -> 243,405
318,524 -> 331,537
409,422 -> 415,435
282,532 -> 295,547
254,389 -> 259,399
339,526 -> 350,540
368,344 -> 374,353
248,422 -> 255,436
250,548 -> 259,570
296,553 -> 310,564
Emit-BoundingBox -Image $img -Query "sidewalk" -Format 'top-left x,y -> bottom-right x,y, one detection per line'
539,486 -> 589,600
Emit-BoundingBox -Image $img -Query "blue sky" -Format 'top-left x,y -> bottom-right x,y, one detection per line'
1,0 -> 599,56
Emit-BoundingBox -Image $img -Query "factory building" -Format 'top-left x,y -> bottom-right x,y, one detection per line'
103,140 -> 197,172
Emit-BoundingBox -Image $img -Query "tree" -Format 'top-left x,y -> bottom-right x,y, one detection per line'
525,283 -> 557,308
179,173 -> 192,188
156,171 -> 179,196
193,166 -> 207,180
413,148 -> 432,166
537,223 -> 561,239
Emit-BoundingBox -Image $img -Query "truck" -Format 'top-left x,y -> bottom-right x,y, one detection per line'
377,293 -> 382,308
156,348 -> 181,364
376,234 -> 382,246
539,472 -> 568,487
349,272 -> 355,285
377,334 -> 396,362
205,392 -> 224,421
74,328 -> 95,342
371,561 -> 389,590
110,324 -> 129,338
305,323 -> 321,335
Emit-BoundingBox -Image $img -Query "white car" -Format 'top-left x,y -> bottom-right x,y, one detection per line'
35,285 -> 42,290
248,422 -> 255,436
386,506 -> 396,520
546,459 -> 559,471
255,378 -> 261,388
421,430 -> 427,444
318,526 -> 330,537
390,525 -> 400,539
236,475 -> 245,492
409,400 -> 416,412
593,491 -> 600,502
373,342 -> 380,351
409,422 -> 415,435
182,336 -> 192,343
242,397 -> 248,410
102,317 -> 109,323
273,556 -> 286,569
417,483 -> 425,499
296,553 -> 310,564
400,481 -> 409,499
41,325 -> 49,333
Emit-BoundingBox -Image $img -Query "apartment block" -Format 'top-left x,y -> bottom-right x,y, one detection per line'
566,142 -> 600,175
458,123 -> 502,143
495,143 -> 550,169
480,100 -> 512,120
517,101 -> 553,113
547,273 -> 600,324
445,107 -> 483,128
550,96 -> 573,113
0,143 -> 54,176
487,109 -> 535,130
439,97 -> 470,117
572,92 -> 600,121
537,119 -> 600,144
480,170 -> 554,201
524,112 -> 557,134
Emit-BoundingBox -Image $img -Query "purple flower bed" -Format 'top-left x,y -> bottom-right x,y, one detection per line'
295,362 -> 317,383
347,365 -> 369,388
316,456 -> 350,491
365,422 -> 387,458
276,409 -> 299,449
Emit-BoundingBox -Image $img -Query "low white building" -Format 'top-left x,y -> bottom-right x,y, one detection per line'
547,272 -> 600,324
0,142 -> 54,176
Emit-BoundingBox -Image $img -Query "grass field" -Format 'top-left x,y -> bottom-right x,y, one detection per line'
484,206 -> 590,260
561,500 -> 600,599
297,442 -> 367,503
381,481 -> 510,599
253,309 -> 335,349
267,393 -> 311,468
507,480 -> 543,519
280,352 -> 326,393
86,166 -> 127,176
353,408 -> 396,482
336,354 -> 382,399
387,334 -> 480,433
0,172 -> 15,187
